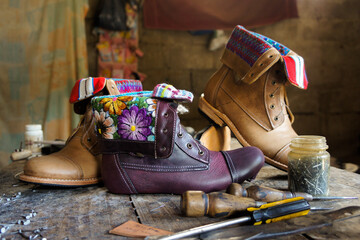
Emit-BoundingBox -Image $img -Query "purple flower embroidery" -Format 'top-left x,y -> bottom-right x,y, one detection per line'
118,105 -> 152,141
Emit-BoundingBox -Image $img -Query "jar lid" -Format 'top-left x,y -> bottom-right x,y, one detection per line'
25,124 -> 42,131
291,135 -> 328,150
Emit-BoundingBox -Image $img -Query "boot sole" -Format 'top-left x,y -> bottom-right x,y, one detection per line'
19,173 -> 100,187
199,95 -> 287,171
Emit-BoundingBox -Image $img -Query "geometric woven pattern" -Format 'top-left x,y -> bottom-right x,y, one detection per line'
152,83 -> 193,102
226,25 -> 273,66
226,25 -> 308,89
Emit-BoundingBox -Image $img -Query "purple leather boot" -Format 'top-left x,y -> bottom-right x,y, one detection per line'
92,84 -> 264,194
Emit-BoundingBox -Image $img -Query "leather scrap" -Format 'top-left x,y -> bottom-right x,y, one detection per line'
109,220 -> 173,237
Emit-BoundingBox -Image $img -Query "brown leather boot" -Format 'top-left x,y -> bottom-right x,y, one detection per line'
19,78 -> 143,186
199,25 -> 308,171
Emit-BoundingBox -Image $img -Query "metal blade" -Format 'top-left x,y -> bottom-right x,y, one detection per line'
312,196 -> 358,200
310,207 -> 333,211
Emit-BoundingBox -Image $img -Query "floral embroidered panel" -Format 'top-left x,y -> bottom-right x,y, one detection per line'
92,93 -> 157,141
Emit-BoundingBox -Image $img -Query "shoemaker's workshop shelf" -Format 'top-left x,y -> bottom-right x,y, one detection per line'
1,160 -> 359,239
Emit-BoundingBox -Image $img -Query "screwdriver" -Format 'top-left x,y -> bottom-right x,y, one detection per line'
159,197 -> 312,240
226,183 -> 358,202
181,190 -> 328,218
181,190 -> 266,217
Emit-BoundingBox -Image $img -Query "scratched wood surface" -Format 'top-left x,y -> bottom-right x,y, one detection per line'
1,159 -> 360,239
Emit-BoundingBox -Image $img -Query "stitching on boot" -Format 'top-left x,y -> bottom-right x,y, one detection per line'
20,175 -> 99,182
122,165 -> 207,172
273,142 -> 291,164
114,155 -> 137,193
221,151 -> 238,183
212,66 -> 229,107
122,162 -> 205,169
154,101 -> 176,159
59,153 -> 84,179
221,87 -> 271,131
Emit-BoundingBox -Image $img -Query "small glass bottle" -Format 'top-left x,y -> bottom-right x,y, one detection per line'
25,124 -> 43,154
288,135 -> 330,196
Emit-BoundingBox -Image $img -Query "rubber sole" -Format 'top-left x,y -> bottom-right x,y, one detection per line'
198,95 -> 287,171
19,173 -> 100,187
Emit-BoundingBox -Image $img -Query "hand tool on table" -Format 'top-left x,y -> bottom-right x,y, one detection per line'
159,197 -> 322,240
182,190 -> 265,217
10,142 -> 32,161
198,206 -> 360,240
181,191 -> 328,218
226,183 -> 358,202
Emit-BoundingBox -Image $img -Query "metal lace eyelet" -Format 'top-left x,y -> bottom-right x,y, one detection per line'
164,113 -> 169,118
187,143 -> 193,149
260,63 -> 264,66
163,128 -> 168,133
274,116 -> 279,121
178,133 -> 183,138
272,81 -> 277,85
160,146 -> 167,152
250,73 -> 254,77
199,151 -> 204,156
87,138 -> 91,142
270,104 -> 275,109
269,94 -> 274,98
269,55 -> 273,58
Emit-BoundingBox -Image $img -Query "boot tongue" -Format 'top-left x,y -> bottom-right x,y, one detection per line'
225,25 -> 308,90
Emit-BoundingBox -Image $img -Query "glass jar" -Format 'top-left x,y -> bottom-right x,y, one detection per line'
25,124 -> 43,154
288,135 -> 330,196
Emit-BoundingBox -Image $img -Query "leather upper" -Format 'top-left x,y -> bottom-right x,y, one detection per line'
99,99 -> 265,194
202,39 -> 299,170
22,109 -> 101,182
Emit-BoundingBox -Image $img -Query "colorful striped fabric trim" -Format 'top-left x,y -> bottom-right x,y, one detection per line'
94,91 -> 153,100
70,77 -> 106,103
112,79 -> 143,94
93,83 -> 194,102
226,25 -> 308,90
283,55 -> 308,89
79,77 -> 94,99
226,25 -> 273,66
251,32 -> 290,56
70,78 -> 143,103
152,83 -> 193,102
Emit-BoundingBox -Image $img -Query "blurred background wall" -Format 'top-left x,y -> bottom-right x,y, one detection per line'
0,0 -> 358,169
85,0 -> 360,167
0,0 -> 88,168
135,0 -> 359,167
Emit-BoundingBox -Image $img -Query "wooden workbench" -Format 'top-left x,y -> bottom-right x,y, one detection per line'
1,160 -> 359,239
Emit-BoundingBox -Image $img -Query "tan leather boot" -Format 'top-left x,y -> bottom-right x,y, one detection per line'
19,107 -> 101,186
19,78 -> 143,186
199,25 -> 308,171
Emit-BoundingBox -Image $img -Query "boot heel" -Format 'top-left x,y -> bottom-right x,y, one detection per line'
198,95 -> 226,127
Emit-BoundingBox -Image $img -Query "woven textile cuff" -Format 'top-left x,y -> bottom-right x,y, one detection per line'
225,25 -> 308,89
70,77 -> 143,103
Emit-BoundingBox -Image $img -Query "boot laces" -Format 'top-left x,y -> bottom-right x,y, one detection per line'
177,123 -> 204,156
269,86 -> 280,98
